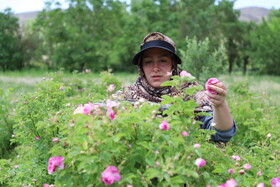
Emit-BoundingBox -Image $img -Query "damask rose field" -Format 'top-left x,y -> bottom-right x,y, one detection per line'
0,71 -> 279,186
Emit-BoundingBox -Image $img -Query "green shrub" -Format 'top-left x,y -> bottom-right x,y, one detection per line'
179,37 -> 227,83
0,88 -> 14,157
0,72 -> 279,186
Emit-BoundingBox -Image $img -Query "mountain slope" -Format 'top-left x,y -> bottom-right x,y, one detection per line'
238,6 -> 271,23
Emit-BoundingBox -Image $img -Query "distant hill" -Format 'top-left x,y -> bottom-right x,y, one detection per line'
13,6 -> 271,27
14,11 -> 40,27
238,7 -> 271,23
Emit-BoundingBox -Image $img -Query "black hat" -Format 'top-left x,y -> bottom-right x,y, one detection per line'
132,39 -> 182,65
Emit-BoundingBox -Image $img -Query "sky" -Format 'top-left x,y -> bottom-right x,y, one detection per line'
0,0 -> 279,14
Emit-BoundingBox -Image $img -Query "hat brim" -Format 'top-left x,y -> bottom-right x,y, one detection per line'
132,40 -> 182,65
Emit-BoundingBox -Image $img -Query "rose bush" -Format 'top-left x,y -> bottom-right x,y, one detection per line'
0,71 -> 279,186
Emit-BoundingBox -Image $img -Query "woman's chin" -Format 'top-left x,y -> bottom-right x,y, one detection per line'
150,83 -> 164,89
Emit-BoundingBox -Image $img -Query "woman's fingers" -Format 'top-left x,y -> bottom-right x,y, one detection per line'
208,84 -> 227,96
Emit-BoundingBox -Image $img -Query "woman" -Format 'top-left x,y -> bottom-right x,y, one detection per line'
118,32 -> 236,142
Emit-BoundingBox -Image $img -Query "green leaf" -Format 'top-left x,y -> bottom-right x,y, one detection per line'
160,80 -> 177,87
184,170 -> 199,178
170,176 -> 185,184
144,168 -> 161,180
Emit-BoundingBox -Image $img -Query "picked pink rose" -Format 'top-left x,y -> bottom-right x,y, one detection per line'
48,156 -> 64,174
100,166 -> 121,185
205,78 -> 220,94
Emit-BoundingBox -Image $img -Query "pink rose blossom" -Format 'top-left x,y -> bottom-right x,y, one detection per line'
127,185 -> 133,187
155,162 -> 160,166
43,184 -> 55,187
239,170 -> 245,175
180,70 -> 192,78
243,164 -> 251,170
52,138 -> 59,142
218,178 -> 237,187
107,100 -> 119,110
257,171 -> 262,176
70,123 -> 75,127
100,166 -> 121,185
14,165 -> 18,169
195,158 -> 206,168
106,100 -> 119,121
35,136 -> 40,140
166,71 -> 172,77
232,155 -> 240,161
271,177 -> 280,187
109,111 -> 116,121
228,169 -> 234,174
205,78 -> 220,95
84,102 -> 95,115
107,84 -> 116,92
257,183 -> 265,187
23,101 -> 27,104
48,156 -> 64,174
159,121 -> 170,131
194,144 -> 201,148
59,87 -> 64,90
182,131 -> 189,137
85,69 -> 91,73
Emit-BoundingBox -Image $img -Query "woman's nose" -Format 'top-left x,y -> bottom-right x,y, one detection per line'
152,62 -> 160,71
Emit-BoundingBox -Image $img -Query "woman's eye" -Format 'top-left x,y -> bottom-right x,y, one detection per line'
144,61 -> 152,65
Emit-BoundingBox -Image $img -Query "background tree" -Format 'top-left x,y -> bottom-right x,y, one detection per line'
236,21 -> 257,74
0,8 -> 23,71
249,9 -> 280,75
179,37 -> 227,83
214,0 -> 242,73
35,0 -> 128,72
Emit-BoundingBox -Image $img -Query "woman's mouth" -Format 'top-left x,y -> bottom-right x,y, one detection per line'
151,75 -> 162,80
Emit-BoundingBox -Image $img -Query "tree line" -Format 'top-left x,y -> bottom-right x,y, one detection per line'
0,0 -> 279,75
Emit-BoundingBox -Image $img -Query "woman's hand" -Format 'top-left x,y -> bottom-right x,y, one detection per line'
205,79 -> 233,131
204,82 -> 227,108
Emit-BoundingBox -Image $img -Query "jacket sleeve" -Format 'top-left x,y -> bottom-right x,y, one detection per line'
199,112 -> 237,142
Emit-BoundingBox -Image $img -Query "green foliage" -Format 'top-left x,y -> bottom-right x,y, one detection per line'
0,8 -> 23,71
0,88 -> 14,157
0,72 -> 279,186
249,9 -> 280,75
179,37 -> 227,83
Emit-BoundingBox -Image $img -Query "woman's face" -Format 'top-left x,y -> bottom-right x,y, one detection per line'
142,48 -> 173,89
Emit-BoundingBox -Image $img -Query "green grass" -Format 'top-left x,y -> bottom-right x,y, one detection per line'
1,71 -> 279,106
219,74 -> 280,106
